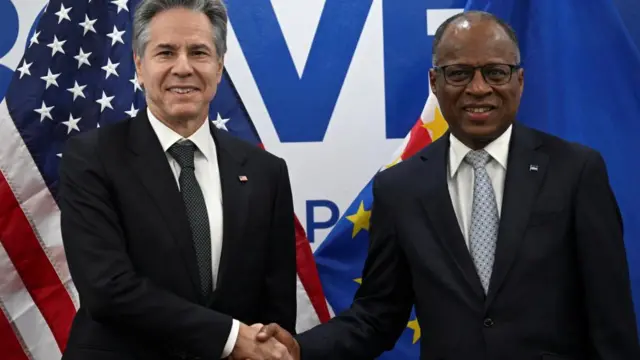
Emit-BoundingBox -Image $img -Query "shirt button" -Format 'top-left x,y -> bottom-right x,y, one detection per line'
483,318 -> 494,327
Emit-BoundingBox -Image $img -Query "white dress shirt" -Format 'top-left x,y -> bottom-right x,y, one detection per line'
447,125 -> 512,248
147,109 -> 239,358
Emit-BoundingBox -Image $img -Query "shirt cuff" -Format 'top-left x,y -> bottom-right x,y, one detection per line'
221,319 -> 240,358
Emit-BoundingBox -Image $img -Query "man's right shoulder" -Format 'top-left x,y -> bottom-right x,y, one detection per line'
64,118 -> 131,154
372,151 -> 425,195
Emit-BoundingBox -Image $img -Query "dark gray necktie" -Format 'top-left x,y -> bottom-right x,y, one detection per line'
167,140 -> 212,298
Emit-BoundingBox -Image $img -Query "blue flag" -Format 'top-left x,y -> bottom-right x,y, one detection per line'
314,0 -> 640,358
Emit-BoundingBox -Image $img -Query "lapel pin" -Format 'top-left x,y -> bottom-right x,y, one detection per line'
529,165 -> 539,172
238,175 -> 248,182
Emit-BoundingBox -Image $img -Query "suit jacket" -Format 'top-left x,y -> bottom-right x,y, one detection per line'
297,122 -> 640,360
58,109 -> 297,360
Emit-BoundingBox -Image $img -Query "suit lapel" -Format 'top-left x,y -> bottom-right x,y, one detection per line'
485,123 -> 548,306
209,124 -> 250,300
417,135 -> 485,300
126,110 -> 202,299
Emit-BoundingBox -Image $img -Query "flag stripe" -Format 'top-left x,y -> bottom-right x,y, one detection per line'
400,118 -> 433,161
0,309 -> 29,360
294,218 -> 331,323
294,274 -> 319,332
0,101 -> 73,277
0,98 -> 79,353
0,170 -> 74,351
0,242 -> 61,360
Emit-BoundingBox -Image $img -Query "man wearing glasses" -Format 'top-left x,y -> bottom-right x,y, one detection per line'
252,11 -> 640,360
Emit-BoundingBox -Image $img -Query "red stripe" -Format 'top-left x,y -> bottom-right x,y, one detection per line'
293,216 -> 331,323
0,307 -> 29,360
401,118 -> 434,161
0,172 -> 75,352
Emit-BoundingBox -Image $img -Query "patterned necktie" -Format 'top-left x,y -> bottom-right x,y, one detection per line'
168,140 -> 212,298
464,149 -> 499,294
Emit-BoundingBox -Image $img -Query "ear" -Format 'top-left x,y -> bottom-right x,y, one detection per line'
216,56 -> 224,84
133,52 -> 144,88
517,67 -> 524,97
429,68 -> 438,94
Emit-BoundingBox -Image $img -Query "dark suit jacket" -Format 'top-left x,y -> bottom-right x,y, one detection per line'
297,123 -> 640,360
58,110 -> 297,360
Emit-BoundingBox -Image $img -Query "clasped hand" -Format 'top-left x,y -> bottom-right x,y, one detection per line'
229,323 -> 298,360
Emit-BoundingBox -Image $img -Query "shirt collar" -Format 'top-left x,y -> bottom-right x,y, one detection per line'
448,124 -> 513,178
146,108 -> 216,162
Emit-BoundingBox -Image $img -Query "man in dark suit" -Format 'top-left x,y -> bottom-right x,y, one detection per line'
254,11 -> 640,360
58,1 -> 295,359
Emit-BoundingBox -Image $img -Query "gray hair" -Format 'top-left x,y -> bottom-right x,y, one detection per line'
133,0 -> 228,59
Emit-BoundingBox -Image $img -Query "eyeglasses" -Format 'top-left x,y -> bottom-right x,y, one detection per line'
434,63 -> 521,86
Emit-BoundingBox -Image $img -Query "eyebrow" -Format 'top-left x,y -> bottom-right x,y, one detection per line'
153,43 -> 212,51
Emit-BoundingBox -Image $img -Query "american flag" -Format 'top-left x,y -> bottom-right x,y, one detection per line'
0,1 -> 330,358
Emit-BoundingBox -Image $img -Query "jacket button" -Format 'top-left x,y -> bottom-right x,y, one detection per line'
483,318 -> 494,327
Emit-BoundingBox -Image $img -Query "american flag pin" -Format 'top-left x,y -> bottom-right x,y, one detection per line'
529,165 -> 539,172
239,175 -> 248,182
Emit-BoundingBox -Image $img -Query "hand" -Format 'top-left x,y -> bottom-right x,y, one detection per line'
255,323 -> 300,360
230,322 -> 291,360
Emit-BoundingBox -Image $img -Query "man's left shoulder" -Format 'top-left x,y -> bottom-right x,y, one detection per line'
216,129 -> 285,170
522,124 -> 603,166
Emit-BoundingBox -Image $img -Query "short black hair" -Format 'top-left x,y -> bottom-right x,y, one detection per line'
431,11 -> 520,65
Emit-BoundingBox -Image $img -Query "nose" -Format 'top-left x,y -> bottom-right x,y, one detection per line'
172,52 -> 193,77
465,69 -> 493,97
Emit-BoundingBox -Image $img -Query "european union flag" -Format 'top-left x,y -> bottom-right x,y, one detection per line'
315,0 -> 640,357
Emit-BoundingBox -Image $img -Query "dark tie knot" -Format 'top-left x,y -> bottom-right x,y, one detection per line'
168,140 -> 197,169
464,149 -> 491,170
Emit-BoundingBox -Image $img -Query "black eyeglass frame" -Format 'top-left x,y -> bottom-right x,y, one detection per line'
433,63 -> 522,86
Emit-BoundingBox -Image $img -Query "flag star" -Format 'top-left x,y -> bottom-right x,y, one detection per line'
101,58 -> 120,78
34,101 -> 54,122
96,91 -> 114,112
125,104 -> 139,117
79,14 -> 97,35
17,60 -> 32,79
346,201 -> 371,238
67,81 -> 86,101
62,114 -> 81,134
29,31 -> 40,48
40,69 -> 61,89
57,153 -> 62,158
74,48 -> 92,68
407,319 -> 421,344
130,73 -> 142,92
55,3 -> 72,24
111,0 -> 129,13
47,35 -> 66,56
212,113 -> 230,131
106,25 -> 125,46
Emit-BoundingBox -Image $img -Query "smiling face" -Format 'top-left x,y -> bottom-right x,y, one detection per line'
134,7 -> 223,125
429,16 -> 524,149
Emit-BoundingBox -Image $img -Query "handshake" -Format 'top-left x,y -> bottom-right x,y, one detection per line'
229,322 -> 300,360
